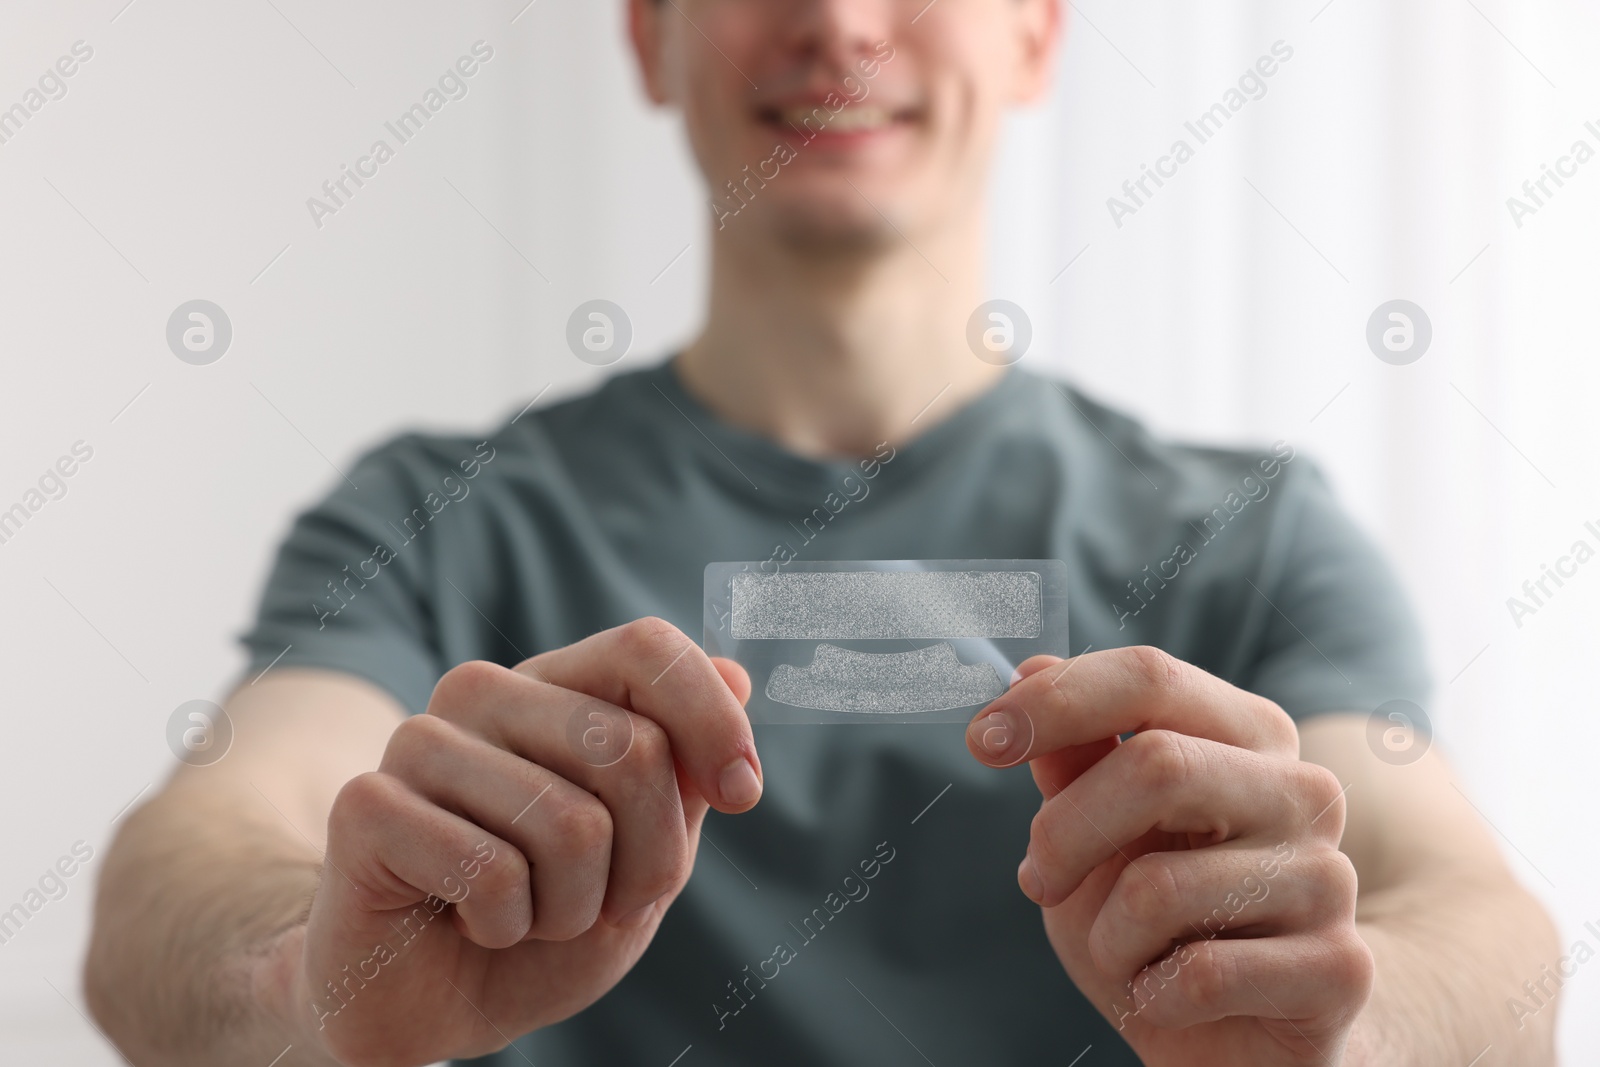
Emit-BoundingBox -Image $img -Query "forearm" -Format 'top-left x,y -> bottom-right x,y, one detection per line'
84,780 -> 336,1066
1344,870 -> 1560,1066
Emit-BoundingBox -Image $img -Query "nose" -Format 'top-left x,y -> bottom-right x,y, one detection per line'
780,0 -> 896,66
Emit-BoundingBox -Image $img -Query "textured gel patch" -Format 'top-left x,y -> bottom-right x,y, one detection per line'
767,643 -> 1005,713
704,560 -> 1069,724
730,570 -> 1041,640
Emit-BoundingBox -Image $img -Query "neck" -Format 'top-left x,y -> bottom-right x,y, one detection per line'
676,211 -> 1002,460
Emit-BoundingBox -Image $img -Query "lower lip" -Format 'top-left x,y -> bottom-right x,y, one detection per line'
761,116 -> 910,152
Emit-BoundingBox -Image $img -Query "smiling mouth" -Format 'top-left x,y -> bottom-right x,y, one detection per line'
756,102 -> 917,136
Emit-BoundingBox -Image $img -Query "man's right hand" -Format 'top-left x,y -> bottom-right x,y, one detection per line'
283,617 -> 761,1067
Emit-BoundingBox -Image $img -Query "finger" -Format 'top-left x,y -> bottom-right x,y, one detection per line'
1086,843 -> 1354,985
519,618 -> 762,812
1117,929 -> 1373,1038
1028,736 -> 1121,801
1005,655 -> 1125,796
711,656 -> 752,706
428,662 -> 693,922
380,714 -> 613,940
326,771 -> 532,950
966,646 -> 1299,767
1010,654 -> 1063,685
1023,733 -> 1346,905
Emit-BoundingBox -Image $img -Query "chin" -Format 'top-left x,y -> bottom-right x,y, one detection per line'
770,214 -> 901,256
760,192 -> 911,254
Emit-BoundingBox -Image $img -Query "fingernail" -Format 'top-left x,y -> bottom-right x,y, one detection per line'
1009,666 -> 1024,687
1017,854 -> 1044,903
968,709 -> 1017,761
719,757 -> 762,807
616,901 -> 656,928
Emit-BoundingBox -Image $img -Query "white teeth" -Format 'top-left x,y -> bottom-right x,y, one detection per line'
777,105 -> 893,131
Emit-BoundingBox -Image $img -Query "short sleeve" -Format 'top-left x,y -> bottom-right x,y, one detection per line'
1243,462 -> 1432,722
238,437 -> 446,715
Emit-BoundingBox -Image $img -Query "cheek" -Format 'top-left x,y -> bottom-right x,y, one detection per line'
678,50 -> 762,169
909,37 -> 998,173
682,82 -> 744,179
670,4 -> 760,100
912,79 -> 995,210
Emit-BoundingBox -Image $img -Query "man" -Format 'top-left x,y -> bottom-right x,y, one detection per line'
85,1 -> 1559,1064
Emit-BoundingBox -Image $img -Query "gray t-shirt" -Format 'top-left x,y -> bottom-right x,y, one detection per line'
242,358 -> 1429,1065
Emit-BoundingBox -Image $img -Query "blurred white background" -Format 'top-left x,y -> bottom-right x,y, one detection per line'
1,0 -> 1595,1061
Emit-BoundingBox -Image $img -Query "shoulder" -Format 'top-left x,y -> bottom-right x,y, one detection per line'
1023,371 -> 1317,534
344,366 -> 657,493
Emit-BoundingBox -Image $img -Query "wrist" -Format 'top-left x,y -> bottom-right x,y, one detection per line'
1338,1015 -> 1382,1067
1338,922 -> 1395,1067
249,924 -> 341,1066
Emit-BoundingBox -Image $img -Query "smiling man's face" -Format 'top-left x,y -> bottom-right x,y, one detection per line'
631,0 -> 1058,252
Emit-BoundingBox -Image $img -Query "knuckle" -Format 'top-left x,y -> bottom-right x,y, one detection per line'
657,812 -> 693,887
618,616 -> 687,662
326,774 -> 415,911
661,835 -> 695,894
624,716 -> 672,770
1173,941 -> 1234,1016
466,844 -> 528,899
1129,730 -> 1195,793
1027,808 -> 1062,878
1323,932 -> 1377,1010
644,849 -> 692,902
545,795 -> 613,859
381,712 -> 457,772
537,903 -> 599,944
1127,645 -> 1186,695
429,659 -> 510,713
1256,697 -> 1299,752
1118,856 -> 1182,924
1294,761 -> 1347,831
1310,849 -> 1361,915
1085,916 -> 1123,978
330,771 -> 402,830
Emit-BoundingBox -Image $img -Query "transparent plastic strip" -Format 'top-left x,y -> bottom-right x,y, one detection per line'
704,560 -> 1069,725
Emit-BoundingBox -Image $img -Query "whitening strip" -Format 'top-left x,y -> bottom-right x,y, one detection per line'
704,560 -> 1069,724
730,570 -> 1042,641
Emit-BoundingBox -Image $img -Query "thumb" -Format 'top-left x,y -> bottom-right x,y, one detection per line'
1005,656 -> 1120,799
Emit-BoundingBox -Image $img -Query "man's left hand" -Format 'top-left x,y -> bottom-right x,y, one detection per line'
966,646 -> 1374,1065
